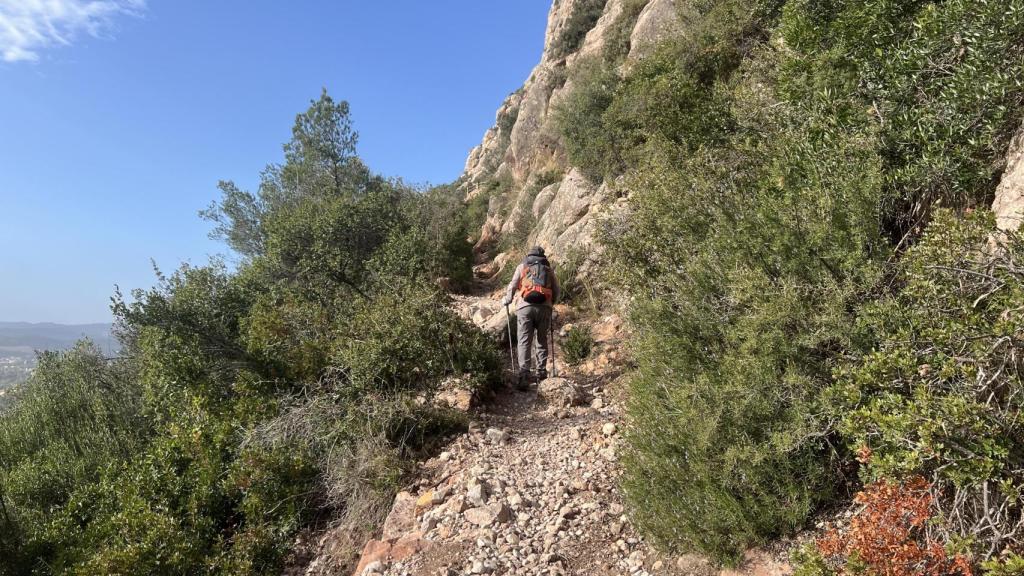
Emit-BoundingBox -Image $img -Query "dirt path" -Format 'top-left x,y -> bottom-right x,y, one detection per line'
341,293 -> 794,576
372,364 -> 673,575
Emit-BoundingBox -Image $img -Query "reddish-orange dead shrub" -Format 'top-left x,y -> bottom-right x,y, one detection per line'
817,477 -> 972,576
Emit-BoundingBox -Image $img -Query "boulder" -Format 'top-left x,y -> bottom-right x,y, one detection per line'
627,0 -> 688,64
350,533 -> 430,576
381,491 -> 416,540
537,377 -> 586,408
591,314 -> 624,343
352,540 -> 390,576
415,491 -> 435,513
389,532 -> 429,564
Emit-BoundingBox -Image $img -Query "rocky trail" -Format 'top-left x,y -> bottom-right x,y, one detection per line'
316,291 -> 796,576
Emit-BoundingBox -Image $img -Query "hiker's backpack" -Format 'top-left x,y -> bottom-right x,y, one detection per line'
518,259 -> 554,304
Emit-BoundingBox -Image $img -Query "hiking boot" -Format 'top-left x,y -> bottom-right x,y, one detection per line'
516,372 -> 530,391
536,370 -> 548,382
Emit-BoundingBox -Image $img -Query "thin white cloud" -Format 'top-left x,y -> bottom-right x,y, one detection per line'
0,0 -> 145,63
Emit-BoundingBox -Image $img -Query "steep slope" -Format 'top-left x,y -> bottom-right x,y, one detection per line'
461,0 -> 682,270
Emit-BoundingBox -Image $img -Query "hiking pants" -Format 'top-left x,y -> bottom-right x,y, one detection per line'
516,305 -> 551,375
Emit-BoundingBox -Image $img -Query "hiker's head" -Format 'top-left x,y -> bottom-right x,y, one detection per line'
527,246 -> 546,257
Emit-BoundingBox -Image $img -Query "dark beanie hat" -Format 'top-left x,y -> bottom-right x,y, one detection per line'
528,246 -> 546,257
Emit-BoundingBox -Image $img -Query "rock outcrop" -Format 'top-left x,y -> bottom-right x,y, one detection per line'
461,0 -> 678,273
993,121 -> 1024,231
627,0 -> 686,64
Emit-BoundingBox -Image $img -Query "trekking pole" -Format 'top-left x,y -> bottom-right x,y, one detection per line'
505,304 -> 518,373
550,308 -> 558,378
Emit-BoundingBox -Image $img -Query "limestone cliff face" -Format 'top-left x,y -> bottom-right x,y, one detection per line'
461,0 -> 682,274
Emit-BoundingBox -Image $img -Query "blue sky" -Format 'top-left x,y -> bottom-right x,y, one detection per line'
0,1 -> 550,324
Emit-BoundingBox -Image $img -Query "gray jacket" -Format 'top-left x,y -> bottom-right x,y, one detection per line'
503,261 -> 560,311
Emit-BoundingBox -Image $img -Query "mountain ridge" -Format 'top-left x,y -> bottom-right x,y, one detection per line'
0,321 -> 115,354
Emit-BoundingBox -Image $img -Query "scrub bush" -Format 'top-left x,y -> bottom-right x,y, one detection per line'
829,210 -> 1024,559
0,91 -> 498,575
816,477 -> 972,576
335,284 -> 499,395
551,0 -> 608,59
562,325 -> 594,365
595,0 -> 1024,566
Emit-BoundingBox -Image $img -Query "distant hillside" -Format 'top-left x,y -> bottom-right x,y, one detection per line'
0,322 -> 116,356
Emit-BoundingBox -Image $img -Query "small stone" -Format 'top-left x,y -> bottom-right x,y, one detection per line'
416,491 -> 435,510
467,483 -> 488,507
432,487 -> 450,505
591,397 -> 604,409
438,451 -> 452,462
464,503 -> 511,527
486,428 -> 509,445
362,560 -> 384,575
450,495 -> 470,514
602,423 -> 618,436
676,554 -> 713,573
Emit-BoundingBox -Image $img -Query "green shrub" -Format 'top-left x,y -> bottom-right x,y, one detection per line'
0,91 -> 502,575
534,168 -> 563,189
602,0 -> 650,66
334,283 -> 499,395
562,325 -> 594,365
611,41 -> 885,561
828,210 -> 1024,558
551,0 -> 608,59
983,554 -> 1024,576
779,0 -> 1024,236
553,250 -> 598,311
554,57 -> 622,182
411,183 -> 476,287
488,173 -> 515,219
790,544 -> 834,576
0,343 -> 147,574
494,250 -> 523,288
498,183 -> 545,253
606,0 -> 1024,565
466,190 -> 491,243
557,0 -> 765,183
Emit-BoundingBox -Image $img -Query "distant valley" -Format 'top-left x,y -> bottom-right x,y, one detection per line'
0,322 -> 115,390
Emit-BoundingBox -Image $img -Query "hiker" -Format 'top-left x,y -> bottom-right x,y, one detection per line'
502,246 -> 560,390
